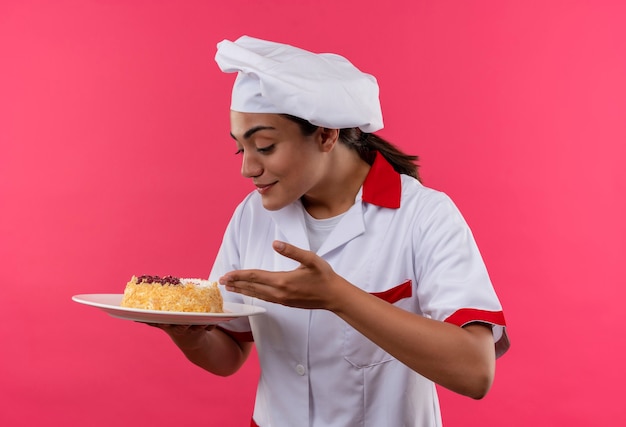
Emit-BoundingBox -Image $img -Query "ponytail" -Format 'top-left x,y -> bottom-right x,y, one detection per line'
338,128 -> 420,181
284,114 -> 421,182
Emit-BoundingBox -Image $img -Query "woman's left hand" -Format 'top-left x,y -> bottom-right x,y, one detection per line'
219,240 -> 340,310
220,241 -> 497,399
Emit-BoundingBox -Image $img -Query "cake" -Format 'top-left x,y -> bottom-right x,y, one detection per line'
120,275 -> 223,313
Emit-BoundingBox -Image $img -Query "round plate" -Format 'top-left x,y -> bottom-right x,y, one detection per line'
72,294 -> 266,325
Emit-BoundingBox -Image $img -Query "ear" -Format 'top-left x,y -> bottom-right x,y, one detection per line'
318,128 -> 339,153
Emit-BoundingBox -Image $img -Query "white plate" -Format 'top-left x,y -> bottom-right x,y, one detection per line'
72,294 -> 266,325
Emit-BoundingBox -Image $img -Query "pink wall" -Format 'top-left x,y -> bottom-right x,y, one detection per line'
2,1 -> 625,425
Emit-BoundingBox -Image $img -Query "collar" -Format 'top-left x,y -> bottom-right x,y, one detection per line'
362,151 -> 401,209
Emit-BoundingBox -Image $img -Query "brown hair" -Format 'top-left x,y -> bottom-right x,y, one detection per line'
283,115 -> 421,181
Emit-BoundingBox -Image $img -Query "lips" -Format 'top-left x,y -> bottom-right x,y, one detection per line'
255,182 -> 276,195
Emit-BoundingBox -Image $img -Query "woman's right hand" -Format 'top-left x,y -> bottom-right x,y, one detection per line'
141,323 -> 253,376
144,323 -> 216,350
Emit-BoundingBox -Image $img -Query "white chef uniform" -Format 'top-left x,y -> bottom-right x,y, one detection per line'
210,152 -> 509,427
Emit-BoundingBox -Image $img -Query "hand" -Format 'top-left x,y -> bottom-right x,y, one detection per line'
144,323 -> 216,334
219,240 -> 341,310
143,323 -> 216,349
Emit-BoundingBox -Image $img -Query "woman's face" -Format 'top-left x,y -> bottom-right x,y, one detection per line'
229,111 -> 329,211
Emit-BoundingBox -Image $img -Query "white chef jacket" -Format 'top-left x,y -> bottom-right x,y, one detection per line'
210,153 -> 509,427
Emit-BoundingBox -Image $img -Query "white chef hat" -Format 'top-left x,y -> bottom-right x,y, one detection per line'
214,35 -> 384,133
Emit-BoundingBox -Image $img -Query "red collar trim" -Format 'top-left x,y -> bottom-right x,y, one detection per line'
362,152 -> 401,208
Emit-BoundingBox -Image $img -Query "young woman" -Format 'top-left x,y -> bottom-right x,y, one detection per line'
156,36 -> 509,427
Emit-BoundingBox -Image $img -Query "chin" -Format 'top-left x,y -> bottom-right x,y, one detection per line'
261,198 -> 287,211
260,194 -> 297,211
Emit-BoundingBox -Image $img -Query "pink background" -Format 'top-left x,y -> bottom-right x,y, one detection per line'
1,1 -> 625,425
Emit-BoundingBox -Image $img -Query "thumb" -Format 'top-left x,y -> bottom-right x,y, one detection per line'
272,240 -> 315,266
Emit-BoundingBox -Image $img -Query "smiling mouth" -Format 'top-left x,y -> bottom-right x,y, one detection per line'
255,182 -> 276,194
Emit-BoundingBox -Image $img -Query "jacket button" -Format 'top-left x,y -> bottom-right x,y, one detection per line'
295,364 -> 306,376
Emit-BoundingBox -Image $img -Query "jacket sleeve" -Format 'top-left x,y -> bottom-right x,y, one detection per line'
413,191 -> 509,357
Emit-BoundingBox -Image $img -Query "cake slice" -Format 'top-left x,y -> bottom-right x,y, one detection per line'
120,275 -> 223,313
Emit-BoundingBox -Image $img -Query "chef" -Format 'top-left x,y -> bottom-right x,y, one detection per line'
157,35 -> 509,427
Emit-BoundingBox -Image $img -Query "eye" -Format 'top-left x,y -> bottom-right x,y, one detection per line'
234,148 -> 243,155
257,144 -> 275,154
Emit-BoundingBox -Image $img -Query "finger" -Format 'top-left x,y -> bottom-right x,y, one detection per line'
223,278 -> 264,298
220,269 -> 266,286
272,240 -> 316,267
141,322 -> 162,328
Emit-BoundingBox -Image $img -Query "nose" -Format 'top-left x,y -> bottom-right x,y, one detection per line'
241,151 -> 263,178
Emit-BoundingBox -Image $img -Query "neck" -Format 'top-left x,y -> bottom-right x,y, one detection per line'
302,145 -> 370,219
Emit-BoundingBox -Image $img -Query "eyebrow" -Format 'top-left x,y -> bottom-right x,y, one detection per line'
230,125 -> 277,140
